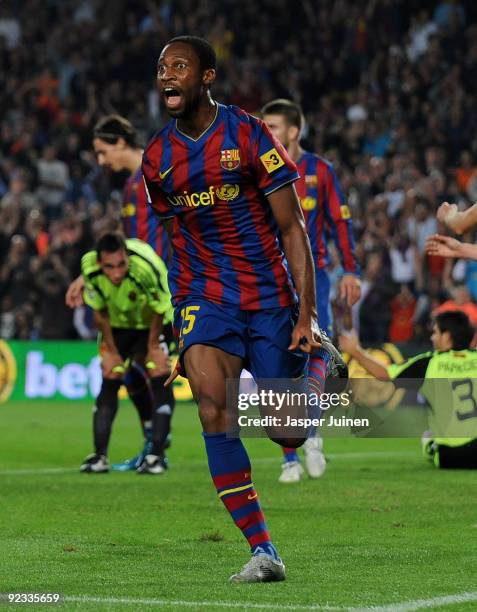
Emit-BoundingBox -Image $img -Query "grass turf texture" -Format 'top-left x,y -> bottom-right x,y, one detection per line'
0,401 -> 476,611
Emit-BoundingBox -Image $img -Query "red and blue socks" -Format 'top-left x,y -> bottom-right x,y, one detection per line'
203,432 -> 279,560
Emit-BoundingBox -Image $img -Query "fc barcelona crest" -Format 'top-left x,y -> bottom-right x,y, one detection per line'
220,149 -> 240,171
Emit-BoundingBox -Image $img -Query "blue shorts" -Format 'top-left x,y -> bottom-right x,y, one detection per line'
316,267 -> 333,338
174,300 -> 308,379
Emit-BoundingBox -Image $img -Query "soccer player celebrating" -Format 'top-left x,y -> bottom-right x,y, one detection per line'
80,232 -> 174,475
339,312 -> 477,469
262,99 -> 360,483
66,115 -> 172,471
142,35 -> 341,583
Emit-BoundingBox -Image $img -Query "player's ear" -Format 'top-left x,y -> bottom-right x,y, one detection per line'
203,68 -> 216,87
289,125 -> 300,142
116,137 -> 127,149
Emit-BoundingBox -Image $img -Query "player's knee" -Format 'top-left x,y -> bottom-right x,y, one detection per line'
270,436 -> 306,449
103,370 -> 123,380
198,395 -> 225,430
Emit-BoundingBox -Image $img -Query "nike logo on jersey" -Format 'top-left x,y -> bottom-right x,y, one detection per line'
247,492 -> 258,500
159,166 -> 174,180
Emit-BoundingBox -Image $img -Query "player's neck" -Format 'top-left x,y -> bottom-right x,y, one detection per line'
176,98 -> 217,140
123,148 -> 143,174
288,142 -> 303,163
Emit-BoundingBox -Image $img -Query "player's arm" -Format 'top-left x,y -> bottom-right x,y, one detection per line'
339,330 -> 432,381
145,312 -> 170,376
93,309 -> 125,376
322,163 -> 361,306
437,202 -> 477,235
338,331 -> 390,381
268,184 -> 321,353
141,260 -> 172,376
65,274 -> 85,308
426,234 -> 477,259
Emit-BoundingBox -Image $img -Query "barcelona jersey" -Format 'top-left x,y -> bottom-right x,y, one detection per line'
122,168 -> 170,264
142,104 -> 300,310
295,151 -> 358,274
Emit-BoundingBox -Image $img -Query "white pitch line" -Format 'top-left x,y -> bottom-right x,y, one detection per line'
0,452 -> 415,476
350,590 -> 477,611
0,467 -> 76,475
65,595 -> 342,610
64,591 -> 477,611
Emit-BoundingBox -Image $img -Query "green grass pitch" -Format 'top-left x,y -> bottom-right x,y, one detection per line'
0,400 -> 476,611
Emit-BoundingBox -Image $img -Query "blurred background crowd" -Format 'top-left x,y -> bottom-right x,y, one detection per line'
1,0 -> 477,344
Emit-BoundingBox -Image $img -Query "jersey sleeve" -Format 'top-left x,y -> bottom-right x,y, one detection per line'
387,352 -> 433,380
319,161 -> 359,275
249,116 -> 299,196
128,242 -> 172,318
141,265 -> 172,316
81,251 -> 106,311
142,141 -> 177,219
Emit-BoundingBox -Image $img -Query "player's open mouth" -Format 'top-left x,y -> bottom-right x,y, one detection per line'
163,87 -> 183,109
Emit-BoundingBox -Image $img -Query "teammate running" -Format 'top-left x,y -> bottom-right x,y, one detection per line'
262,99 -> 360,482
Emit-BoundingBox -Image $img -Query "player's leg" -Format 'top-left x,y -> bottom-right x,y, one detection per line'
80,336 -> 126,473
184,344 -> 285,582
176,300 -> 285,582
111,361 -> 155,471
247,306 -> 309,449
123,327 -> 175,475
432,439 -> 477,469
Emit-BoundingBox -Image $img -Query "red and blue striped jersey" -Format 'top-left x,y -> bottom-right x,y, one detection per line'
142,104 -> 299,310
121,167 -> 170,264
295,152 -> 358,274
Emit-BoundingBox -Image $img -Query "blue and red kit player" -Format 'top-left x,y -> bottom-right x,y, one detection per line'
262,99 -> 361,483
65,115 -> 173,473
142,36 -> 340,583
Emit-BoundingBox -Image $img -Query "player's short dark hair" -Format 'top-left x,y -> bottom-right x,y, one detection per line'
261,99 -> 305,133
93,115 -> 138,148
96,232 -> 127,259
166,35 -> 217,71
435,311 -> 474,350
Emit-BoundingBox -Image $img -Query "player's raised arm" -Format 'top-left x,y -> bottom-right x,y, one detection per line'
338,330 -> 390,381
437,201 -> 477,235
426,234 -> 477,260
267,184 -> 321,353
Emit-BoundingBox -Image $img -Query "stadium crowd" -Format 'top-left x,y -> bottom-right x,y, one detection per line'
1,0 -> 477,343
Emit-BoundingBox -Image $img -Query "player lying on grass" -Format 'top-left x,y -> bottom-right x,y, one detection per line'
262,98 -> 360,484
142,35 -> 347,583
80,232 -> 175,475
339,311 -> 477,469
66,115 -> 173,472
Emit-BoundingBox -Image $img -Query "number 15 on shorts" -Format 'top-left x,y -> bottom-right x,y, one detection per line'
180,305 -> 200,336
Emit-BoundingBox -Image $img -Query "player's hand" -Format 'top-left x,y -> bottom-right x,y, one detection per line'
339,275 -> 361,307
146,344 -> 171,377
425,234 -> 464,259
289,315 -> 322,354
338,330 -> 360,355
101,350 -> 125,378
436,202 -> 459,228
164,360 -> 183,387
65,275 -> 85,308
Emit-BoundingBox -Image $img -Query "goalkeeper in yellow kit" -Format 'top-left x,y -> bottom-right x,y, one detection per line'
340,311 -> 477,468
80,232 -> 174,474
